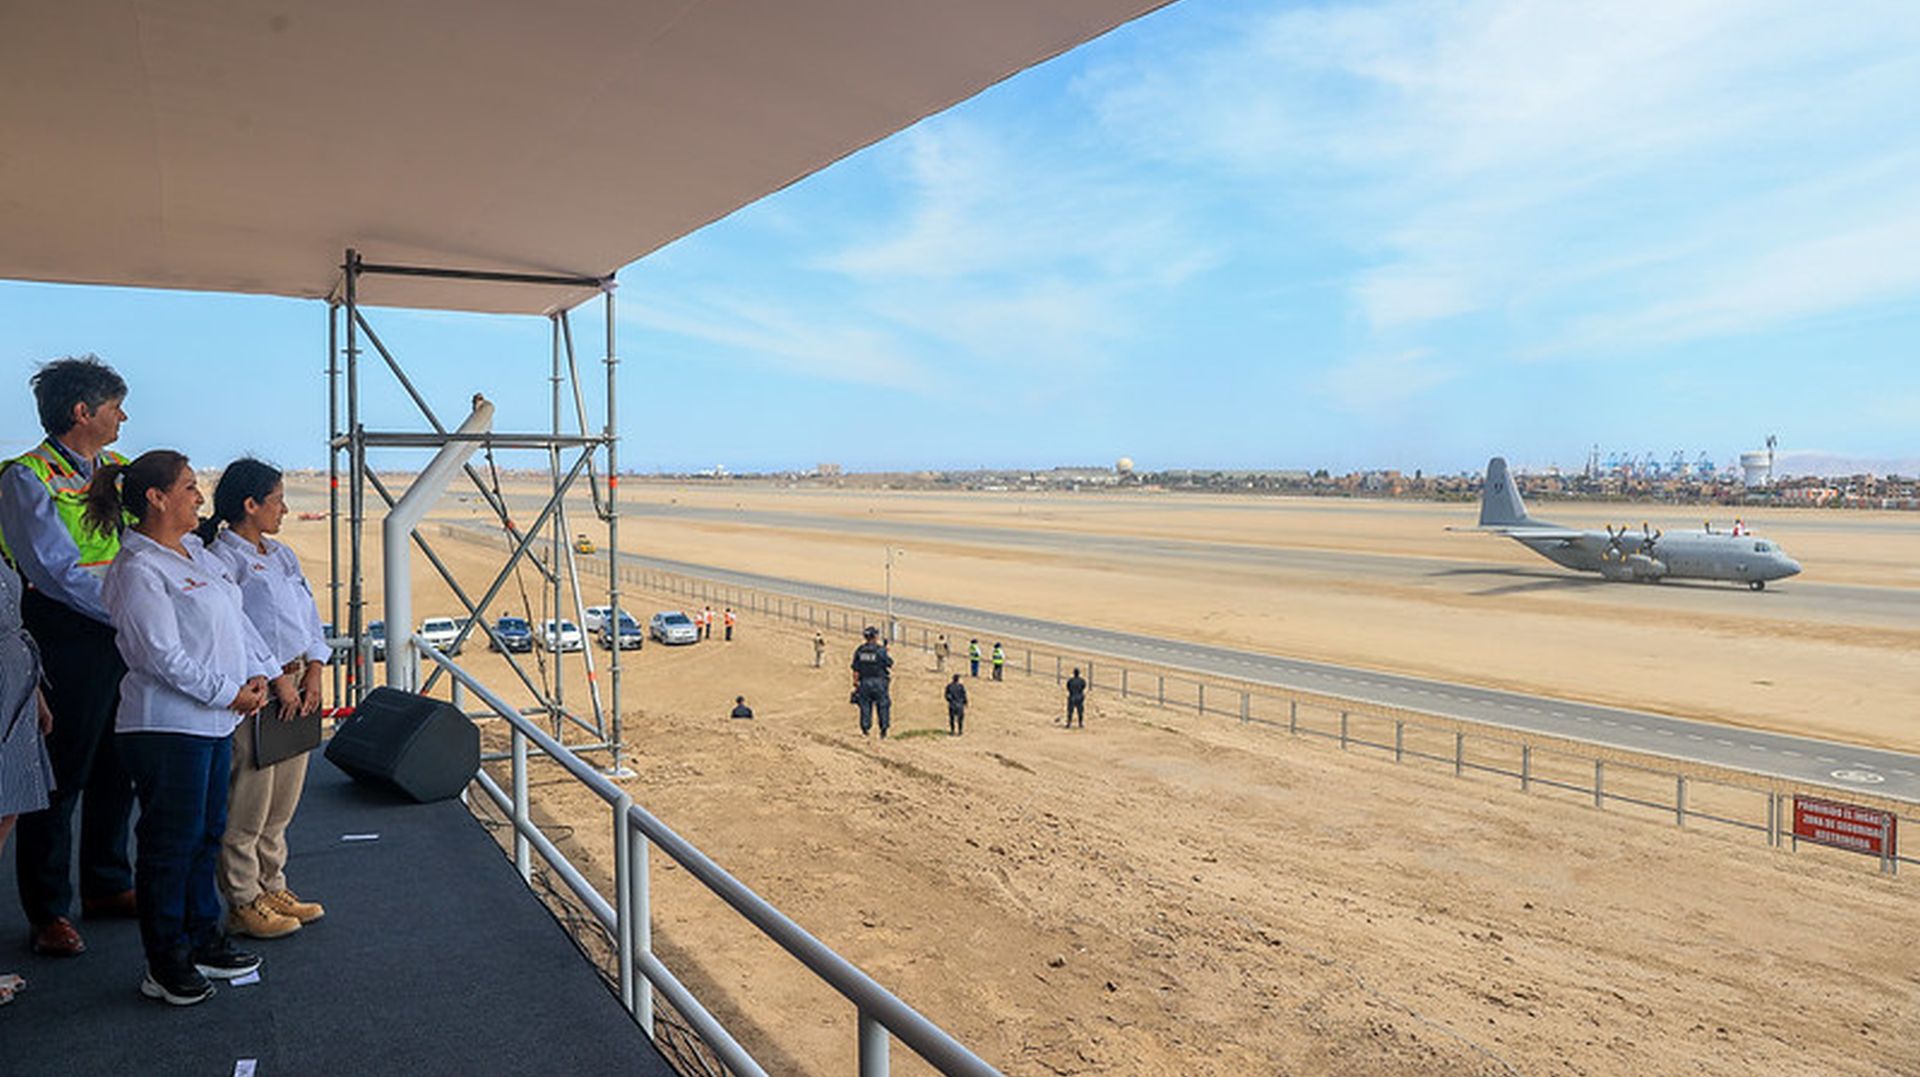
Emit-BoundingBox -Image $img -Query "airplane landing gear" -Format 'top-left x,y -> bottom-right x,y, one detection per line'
1749,580 -> 1766,591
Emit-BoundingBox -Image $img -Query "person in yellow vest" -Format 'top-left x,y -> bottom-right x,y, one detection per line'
0,356 -> 137,958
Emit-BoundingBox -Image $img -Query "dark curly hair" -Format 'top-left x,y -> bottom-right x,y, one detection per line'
31,355 -> 127,436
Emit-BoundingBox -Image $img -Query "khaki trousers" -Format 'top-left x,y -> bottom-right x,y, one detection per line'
219,664 -> 312,906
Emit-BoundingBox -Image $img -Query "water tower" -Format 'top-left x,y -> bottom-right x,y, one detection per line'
1739,435 -> 1776,488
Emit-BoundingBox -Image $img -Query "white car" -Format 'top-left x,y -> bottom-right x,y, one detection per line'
648,611 -> 699,645
418,616 -> 464,656
539,619 -> 583,652
583,605 -> 612,633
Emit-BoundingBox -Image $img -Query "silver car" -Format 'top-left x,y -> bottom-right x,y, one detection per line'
648,610 -> 699,645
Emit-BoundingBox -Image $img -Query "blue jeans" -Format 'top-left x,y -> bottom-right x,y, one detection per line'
118,731 -> 231,963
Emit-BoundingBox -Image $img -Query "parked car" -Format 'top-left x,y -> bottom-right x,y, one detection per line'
583,605 -> 611,633
419,616 -> 464,656
597,611 -> 643,651
573,533 -> 597,555
489,615 -> 534,653
648,610 -> 698,645
366,620 -> 386,661
539,619 -> 583,653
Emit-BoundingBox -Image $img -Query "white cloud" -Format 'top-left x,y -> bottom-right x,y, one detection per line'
622,292 -> 935,393
1081,0 -> 1920,353
1319,347 -> 1457,414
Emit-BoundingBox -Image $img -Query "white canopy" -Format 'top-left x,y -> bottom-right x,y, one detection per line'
0,0 -> 1165,314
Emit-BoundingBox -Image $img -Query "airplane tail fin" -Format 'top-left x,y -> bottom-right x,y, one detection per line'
1478,457 -> 1533,527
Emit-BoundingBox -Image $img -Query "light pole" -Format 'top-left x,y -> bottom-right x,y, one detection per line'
884,545 -> 902,641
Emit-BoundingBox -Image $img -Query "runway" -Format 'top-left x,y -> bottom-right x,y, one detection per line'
560,535 -> 1920,804
581,499 -> 1920,629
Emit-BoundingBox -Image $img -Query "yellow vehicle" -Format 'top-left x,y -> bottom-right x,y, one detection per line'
573,533 -> 597,555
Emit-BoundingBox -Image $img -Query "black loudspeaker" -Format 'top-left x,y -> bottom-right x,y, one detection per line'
325,687 -> 480,803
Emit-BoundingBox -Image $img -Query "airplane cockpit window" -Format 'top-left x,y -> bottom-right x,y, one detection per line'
1754,542 -> 1772,553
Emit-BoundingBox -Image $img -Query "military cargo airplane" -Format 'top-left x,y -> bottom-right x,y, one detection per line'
1455,457 -> 1802,590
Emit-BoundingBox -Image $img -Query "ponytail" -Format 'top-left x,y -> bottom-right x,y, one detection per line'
82,450 -> 190,537
192,515 -> 222,546
82,462 -> 128,537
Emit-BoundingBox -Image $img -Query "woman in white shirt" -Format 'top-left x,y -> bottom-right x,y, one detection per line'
196,459 -> 330,940
89,450 -> 282,1007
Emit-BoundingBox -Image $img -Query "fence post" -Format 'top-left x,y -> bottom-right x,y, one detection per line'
1289,699 -> 1297,735
1339,711 -> 1349,750
1394,720 -> 1403,762
1454,731 -> 1464,777
1121,668 -> 1129,698
1593,760 -> 1605,809
858,1010 -> 889,1077
1198,683 -> 1206,715
613,793 -> 634,1013
511,727 -> 531,882
1521,745 -> 1531,792
1240,691 -> 1249,724
1675,776 -> 1687,827
1055,655 -> 1061,684
1025,649 -> 1032,676
1882,817 -> 1896,876
1157,675 -> 1165,706
631,825 -> 653,1034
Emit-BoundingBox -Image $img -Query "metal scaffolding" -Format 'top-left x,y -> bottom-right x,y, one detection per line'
327,248 -> 627,771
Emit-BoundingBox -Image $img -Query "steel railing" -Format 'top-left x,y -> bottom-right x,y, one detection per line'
413,633 -> 999,1076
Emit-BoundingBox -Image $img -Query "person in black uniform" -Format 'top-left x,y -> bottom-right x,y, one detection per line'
944,674 -> 967,736
729,696 -> 753,720
850,626 -> 892,738
1064,667 -> 1087,728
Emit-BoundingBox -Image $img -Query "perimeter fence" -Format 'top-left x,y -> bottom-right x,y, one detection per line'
549,548 -> 1916,880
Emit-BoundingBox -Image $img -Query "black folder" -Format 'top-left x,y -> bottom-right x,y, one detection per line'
251,700 -> 322,768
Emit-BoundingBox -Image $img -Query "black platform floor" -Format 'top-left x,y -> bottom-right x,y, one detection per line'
1,753 -> 674,1077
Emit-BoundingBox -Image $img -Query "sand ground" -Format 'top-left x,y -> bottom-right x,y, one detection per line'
271,481 -> 1920,1075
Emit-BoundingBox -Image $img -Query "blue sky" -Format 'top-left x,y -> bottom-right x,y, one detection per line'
4,0 -> 1919,476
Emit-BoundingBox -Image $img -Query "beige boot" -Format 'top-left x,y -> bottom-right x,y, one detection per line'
229,896 -> 302,939
261,888 -> 326,924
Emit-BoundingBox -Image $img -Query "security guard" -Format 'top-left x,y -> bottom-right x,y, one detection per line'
945,674 -> 968,736
1065,667 -> 1088,728
0,356 -> 137,957
968,638 -> 981,678
850,625 -> 893,738
991,642 -> 1006,681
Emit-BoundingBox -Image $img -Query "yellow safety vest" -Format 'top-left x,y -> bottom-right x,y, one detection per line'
0,439 -> 129,575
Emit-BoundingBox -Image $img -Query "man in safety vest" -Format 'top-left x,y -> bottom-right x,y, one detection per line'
0,356 -> 136,957
991,642 -> 1006,681
968,638 -> 981,678
723,607 -> 735,642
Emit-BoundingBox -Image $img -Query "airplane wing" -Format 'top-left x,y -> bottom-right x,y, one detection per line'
1446,525 -> 1589,541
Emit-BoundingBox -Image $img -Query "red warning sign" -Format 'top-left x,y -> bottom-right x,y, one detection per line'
1793,796 -> 1897,858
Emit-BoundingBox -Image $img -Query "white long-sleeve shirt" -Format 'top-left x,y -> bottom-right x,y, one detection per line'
103,530 -> 279,738
208,529 -> 332,668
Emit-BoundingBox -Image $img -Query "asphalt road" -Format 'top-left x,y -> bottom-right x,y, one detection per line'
583,541 -> 1920,805
589,500 -> 1920,629
443,501 -> 1920,802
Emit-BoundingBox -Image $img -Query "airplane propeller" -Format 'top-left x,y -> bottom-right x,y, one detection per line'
1603,524 -> 1628,561
1638,521 -> 1662,554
